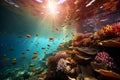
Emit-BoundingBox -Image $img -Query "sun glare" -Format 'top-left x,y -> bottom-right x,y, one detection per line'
48,0 -> 58,14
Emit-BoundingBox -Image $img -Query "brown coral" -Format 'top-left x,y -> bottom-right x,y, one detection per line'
81,38 -> 91,46
95,25 -> 117,40
46,56 -> 57,68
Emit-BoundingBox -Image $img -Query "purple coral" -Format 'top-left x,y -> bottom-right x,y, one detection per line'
95,51 -> 114,68
56,58 -> 70,72
55,51 -> 68,62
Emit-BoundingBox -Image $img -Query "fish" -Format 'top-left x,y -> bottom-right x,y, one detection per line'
31,56 -> 37,60
26,49 -> 30,51
21,52 -> 26,55
44,52 -> 46,54
38,73 -> 46,78
13,58 -> 17,61
59,45 -> 64,48
47,44 -> 51,47
26,34 -> 32,38
41,47 -> 46,50
29,63 -> 35,67
36,33 -> 39,36
33,52 -> 38,54
31,69 -> 38,73
2,58 -> 10,62
21,56 -> 27,59
18,35 -> 22,38
49,37 -> 54,41
11,61 -> 17,65
55,27 -> 59,31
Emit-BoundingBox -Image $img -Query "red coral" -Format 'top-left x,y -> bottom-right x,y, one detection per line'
112,22 -> 120,36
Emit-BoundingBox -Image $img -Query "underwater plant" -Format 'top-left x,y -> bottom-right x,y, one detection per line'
95,51 -> 114,68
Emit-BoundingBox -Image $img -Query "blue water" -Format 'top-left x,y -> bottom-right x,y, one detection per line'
0,6 -> 76,79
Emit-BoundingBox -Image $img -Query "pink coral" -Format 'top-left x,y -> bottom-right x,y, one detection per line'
55,51 -> 68,62
95,51 -> 114,68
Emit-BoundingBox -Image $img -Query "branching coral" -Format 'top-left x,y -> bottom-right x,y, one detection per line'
95,51 -> 115,68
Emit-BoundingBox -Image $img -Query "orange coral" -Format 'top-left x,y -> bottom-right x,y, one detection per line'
81,38 -> 91,46
95,25 -> 118,40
